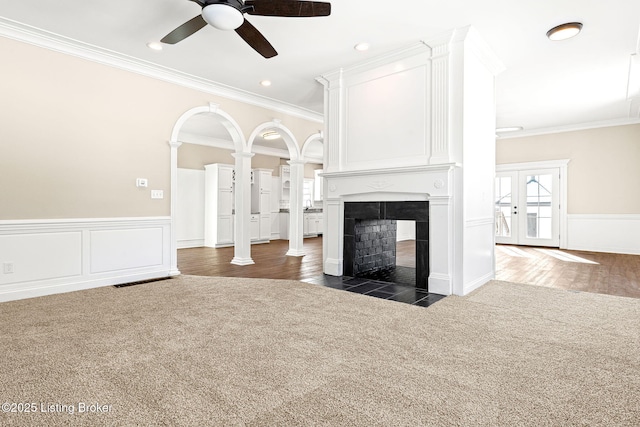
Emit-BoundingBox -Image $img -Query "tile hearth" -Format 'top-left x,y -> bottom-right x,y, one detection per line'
302,274 -> 445,308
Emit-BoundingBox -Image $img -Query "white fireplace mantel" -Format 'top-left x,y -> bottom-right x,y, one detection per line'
318,26 -> 503,296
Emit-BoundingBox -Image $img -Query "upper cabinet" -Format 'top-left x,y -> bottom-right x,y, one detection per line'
280,165 -> 290,209
314,169 -> 323,201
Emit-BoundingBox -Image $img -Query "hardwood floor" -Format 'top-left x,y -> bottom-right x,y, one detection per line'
178,237 -> 324,281
178,238 -> 640,299
495,245 -> 640,299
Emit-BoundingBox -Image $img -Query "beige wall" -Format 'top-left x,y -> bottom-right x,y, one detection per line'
0,36 -> 320,220
178,144 -> 287,174
304,163 -> 323,179
496,124 -> 640,214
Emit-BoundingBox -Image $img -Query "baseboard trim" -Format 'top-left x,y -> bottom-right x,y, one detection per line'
462,271 -> 495,296
0,217 -> 172,302
428,273 -> 451,296
177,239 -> 204,249
0,270 -> 172,303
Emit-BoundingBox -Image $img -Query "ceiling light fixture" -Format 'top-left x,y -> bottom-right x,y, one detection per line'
262,131 -> 280,140
146,41 -> 163,51
202,3 -> 244,31
546,22 -> 583,41
354,42 -> 370,52
260,80 -> 272,87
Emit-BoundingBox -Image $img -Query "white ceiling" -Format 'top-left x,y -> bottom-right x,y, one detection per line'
1,0 -> 639,138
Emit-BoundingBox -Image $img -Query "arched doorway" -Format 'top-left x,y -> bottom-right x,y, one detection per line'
169,103 -> 249,274
247,121 -> 305,256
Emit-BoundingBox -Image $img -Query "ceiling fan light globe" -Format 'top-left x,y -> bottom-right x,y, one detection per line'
202,4 -> 244,31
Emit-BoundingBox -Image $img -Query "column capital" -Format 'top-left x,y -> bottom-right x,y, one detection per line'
231,151 -> 255,159
168,140 -> 182,149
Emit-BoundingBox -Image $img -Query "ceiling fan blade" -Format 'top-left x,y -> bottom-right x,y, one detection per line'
235,19 -> 278,58
245,0 -> 331,17
161,15 -> 207,44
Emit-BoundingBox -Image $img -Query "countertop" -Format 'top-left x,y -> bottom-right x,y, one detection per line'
279,208 -> 323,213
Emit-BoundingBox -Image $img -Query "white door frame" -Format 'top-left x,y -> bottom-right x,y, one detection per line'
496,159 -> 570,249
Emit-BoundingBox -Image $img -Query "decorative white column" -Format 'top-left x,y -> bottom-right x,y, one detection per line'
231,152 -> 255,265
168,140 -> 182,276
323,198 -> 343,275
286,159 -> 305,256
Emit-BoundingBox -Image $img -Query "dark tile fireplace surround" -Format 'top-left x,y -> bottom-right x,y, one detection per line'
343,201 -> 429,289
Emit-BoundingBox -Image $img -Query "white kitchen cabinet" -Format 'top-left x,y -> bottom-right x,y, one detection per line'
303,212 -> 324,237
259,214 -> 271,241
250,214 -> 259,241
270,212 -> 280,240
280,165 -> 290,209
251,168 -> 272,243
279,212 -> 289,240
204,163 -> 234,248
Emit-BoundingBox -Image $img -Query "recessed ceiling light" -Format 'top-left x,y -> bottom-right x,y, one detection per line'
546,22 -> 583,41
146,41 -> 163,51
354,42 -> 370,52
262,131 -> 280,140
260,80 -> 272,87
496,126 -> 524,133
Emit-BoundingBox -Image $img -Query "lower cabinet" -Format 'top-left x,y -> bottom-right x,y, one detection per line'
250,215 -> 260,241
259,214 -> 271,241
217,215 -> 234,246
304,212 -> 323,237
279,212 -> 289,240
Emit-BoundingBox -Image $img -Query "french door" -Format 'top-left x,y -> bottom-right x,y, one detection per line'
495,168 -> 560,247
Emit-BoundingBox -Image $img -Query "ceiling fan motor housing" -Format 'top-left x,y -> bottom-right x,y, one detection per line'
202,0 -> 247,30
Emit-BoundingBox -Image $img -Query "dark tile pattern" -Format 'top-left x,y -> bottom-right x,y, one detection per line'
343,201 -> 430,289
302,274 -> 446,308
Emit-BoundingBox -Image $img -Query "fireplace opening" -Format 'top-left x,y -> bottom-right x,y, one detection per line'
343,202 -> 429,289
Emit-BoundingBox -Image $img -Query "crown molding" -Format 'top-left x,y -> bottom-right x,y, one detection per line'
0,17 -> 323,124
497,117 -> 640,139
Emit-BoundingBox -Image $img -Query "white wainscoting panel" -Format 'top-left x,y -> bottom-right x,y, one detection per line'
462,217 -> 496,295
0,217 -> 173,302
0,232 -> 82,286
90,228 -> 164,273
567,214 -> 640,255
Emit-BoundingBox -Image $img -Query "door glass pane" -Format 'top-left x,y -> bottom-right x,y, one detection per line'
495,176 -> 512,237
526,174 -> 552,239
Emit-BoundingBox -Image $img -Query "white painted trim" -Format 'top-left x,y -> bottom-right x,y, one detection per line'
567,214 -> 640,255
462,271 -> 495,295
496,159 -> 570,172
428,273 -> 452,296
177,239 -> 204,249
0,217 -> 173,302
0,17 -> 323,123
497,117 -> 640,140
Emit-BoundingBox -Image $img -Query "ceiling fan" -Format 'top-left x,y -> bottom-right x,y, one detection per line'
161,0 -> 332,58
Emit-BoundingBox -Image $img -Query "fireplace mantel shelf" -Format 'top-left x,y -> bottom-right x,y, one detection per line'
320,163 -> 460,179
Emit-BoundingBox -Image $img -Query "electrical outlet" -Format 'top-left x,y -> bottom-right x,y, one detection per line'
3,262 -> 14,274
151,190 -> 164,199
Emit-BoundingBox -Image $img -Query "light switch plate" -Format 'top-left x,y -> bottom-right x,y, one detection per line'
151,190 -> 164,199
136,178 -> 148,188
